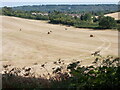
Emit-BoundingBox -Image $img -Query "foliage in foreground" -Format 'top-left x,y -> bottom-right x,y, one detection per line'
2,56 -> 120,89
53,56 -> 120,89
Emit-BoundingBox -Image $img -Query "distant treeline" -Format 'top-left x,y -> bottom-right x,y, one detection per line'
12,4 -> 118,14
1,7 -> 49,20
1,6 -> 118,30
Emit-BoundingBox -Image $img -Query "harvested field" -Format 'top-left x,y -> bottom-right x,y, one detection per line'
104,12 -> 120,20
0,16 -> 118,73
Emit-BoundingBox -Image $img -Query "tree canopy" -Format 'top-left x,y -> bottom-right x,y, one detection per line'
99,16 -> 117,29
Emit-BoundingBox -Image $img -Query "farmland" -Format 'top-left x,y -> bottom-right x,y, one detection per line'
1,16 -> 118,69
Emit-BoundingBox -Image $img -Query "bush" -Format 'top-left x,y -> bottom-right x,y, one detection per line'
116,20 -> 120,23
99,16 -> 117,29
52,56 -> 120,89
117,24 -> 120,31
2,56 -> 120,89
80,13 -> 92,22
74,21 -> 98,28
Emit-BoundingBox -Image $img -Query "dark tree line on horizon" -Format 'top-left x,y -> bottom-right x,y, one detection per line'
12,4 -> 118,14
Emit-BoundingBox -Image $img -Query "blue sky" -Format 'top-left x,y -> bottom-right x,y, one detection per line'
0,0 -> 119,7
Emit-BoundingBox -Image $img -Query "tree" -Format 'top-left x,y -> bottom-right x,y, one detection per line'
74,16 -> 77,19
0,9 -> 2,15
99,16 -> 117,29
92,16 -> 98,22
2,6 -> 14,16
80,13 -> 92,22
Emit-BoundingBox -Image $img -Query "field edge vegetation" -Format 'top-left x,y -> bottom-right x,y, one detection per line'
0,6 -> 119,30
2,56 -> 120,89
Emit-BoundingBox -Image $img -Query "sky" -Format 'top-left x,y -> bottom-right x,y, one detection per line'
0,0 -> 119,7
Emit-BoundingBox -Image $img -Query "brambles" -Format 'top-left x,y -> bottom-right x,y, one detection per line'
2,56 -> 120,89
